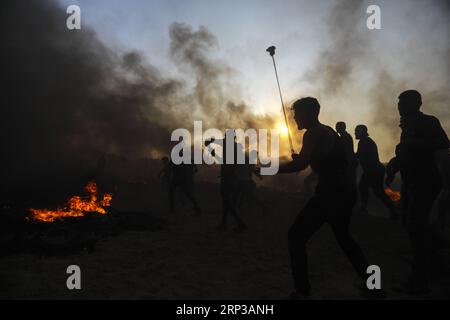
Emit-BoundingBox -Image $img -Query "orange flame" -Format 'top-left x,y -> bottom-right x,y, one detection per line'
29,181 -> 112,222
384,186 -> 401,202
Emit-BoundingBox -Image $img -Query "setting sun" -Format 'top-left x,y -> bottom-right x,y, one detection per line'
277,122 -> 289,136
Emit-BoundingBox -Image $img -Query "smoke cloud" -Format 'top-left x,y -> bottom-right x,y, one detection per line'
299,0 -> 449,161
0,0 -> 276,191
2,0 -> 447,197
168,22 -> 275,130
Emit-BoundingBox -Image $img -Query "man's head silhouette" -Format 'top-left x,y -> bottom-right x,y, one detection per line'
336,121 -> 347,134
355,125 -> 369,140
292,97 -> 320,130
398,90 -> 422,117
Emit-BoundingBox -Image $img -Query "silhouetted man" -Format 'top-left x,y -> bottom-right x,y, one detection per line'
237,151 -> 266,212
355,125 -> 397,220
386,90 -> 449,295
206,132 -> 247,231
336,121 -> 357,190
278,97 -> 378,299
169,151 -> 201,215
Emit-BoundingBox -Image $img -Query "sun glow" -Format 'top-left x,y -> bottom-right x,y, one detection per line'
277,122 -> 289,136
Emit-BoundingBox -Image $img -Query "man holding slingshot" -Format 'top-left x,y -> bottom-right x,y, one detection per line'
266,47 -> 383,299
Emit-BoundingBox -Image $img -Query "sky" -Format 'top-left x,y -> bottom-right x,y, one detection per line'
3,0 -> 446,171
58,0 -> 331,114
55,0 -> 448,161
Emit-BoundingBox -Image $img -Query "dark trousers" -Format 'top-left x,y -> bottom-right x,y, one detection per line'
359,170 -> 396,216
402,184 -> 438,285
220,180 -> 245,227
169,180 -> 200,213
288,191 -> 369,294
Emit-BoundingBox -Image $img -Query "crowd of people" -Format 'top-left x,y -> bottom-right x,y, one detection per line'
159,89 -> 449,299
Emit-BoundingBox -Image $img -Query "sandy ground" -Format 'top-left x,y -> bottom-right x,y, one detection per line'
1,181 -> 449,300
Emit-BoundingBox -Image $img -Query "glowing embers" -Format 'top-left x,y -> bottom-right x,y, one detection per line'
384,186 -> 401,202
29,182 -> 112,222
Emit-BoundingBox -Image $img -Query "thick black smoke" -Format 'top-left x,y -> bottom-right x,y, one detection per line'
1,0 -> 180,188
0,1 -> 276,193
168,22 -> 275,130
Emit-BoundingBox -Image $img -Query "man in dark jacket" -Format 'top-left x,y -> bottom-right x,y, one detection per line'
355,125 -> 397,220
169,151 -> 201,215
278,98 -> 380,299
387,90 -> 449,295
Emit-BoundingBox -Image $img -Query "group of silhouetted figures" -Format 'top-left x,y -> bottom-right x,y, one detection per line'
159,90 -> 449,299
159,140 -> 266,232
